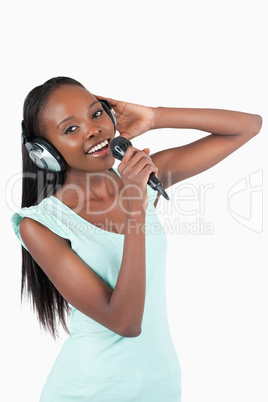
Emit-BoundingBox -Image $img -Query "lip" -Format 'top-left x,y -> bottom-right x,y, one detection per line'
85,137 -> 110,154
88,145 -> 111,158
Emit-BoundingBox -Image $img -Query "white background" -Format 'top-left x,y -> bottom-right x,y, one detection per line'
1,1 -> 267,401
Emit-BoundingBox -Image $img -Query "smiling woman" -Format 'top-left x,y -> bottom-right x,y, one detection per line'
11,76 -> 262,401
40,85 -> 116,174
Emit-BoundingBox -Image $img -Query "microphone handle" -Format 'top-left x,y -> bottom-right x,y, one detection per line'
148,173 -> 170,201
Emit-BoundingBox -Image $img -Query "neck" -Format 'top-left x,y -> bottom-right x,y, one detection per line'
55,167 -> 118,203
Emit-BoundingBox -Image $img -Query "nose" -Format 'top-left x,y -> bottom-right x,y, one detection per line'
84,126 -> 101,140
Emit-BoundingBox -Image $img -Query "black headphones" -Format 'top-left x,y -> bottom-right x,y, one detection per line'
21,99 -> 117,172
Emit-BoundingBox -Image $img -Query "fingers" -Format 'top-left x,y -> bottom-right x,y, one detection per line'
143,148 -> 150,155
119,146 -> 158,177
120,146 -> 144,165
93,94 -> 117,107
117,146 -> 158,209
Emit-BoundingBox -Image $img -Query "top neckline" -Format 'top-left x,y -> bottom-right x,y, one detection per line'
49,167 -> 125,237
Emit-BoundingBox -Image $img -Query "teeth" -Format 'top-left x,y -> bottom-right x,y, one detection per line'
87,140 -> 108,154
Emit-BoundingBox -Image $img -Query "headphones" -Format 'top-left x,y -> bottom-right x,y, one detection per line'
21,99 -> 117,172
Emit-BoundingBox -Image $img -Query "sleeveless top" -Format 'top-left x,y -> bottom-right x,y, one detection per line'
11,168 -> 182,402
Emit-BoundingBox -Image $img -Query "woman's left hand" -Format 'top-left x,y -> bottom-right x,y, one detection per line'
93,94 -> 155,140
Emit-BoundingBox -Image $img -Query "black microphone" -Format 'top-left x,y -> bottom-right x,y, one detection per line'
110,136 -> 170,201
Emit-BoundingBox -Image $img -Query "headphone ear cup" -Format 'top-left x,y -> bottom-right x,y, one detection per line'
100,99 -> 117,133
25,137 -> 67,172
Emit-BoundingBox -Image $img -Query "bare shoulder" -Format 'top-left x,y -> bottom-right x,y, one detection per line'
19,217 -> 73,284
19,217 -> 70,248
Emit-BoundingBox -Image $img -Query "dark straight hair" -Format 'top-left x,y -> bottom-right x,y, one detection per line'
21,77 -> 85,339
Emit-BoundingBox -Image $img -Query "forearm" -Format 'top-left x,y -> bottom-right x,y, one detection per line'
151,107 -> 262,136
108,210 -> 146,337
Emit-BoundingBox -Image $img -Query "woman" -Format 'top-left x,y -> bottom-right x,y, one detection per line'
11,77 -> 262,401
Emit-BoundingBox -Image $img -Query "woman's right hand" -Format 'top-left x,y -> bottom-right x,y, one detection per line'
118,146 -> 158,212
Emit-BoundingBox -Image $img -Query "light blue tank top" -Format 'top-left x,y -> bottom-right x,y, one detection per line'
11,168 -> 182,401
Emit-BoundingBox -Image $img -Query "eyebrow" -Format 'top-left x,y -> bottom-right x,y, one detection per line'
57,100 -> 100,129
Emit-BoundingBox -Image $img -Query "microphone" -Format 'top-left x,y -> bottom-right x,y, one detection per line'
110,136 -> 170,201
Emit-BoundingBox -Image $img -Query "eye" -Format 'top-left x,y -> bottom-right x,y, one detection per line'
64,126 -> 77,134
92,109 -> 104,118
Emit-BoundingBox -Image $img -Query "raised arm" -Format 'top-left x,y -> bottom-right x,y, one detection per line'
93,95 -> 262,190
150,107 -> 262,188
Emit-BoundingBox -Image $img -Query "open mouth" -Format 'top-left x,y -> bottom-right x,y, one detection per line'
86,139 -> 111,156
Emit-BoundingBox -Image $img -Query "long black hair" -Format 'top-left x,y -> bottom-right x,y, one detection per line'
21,77 -> 85,339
